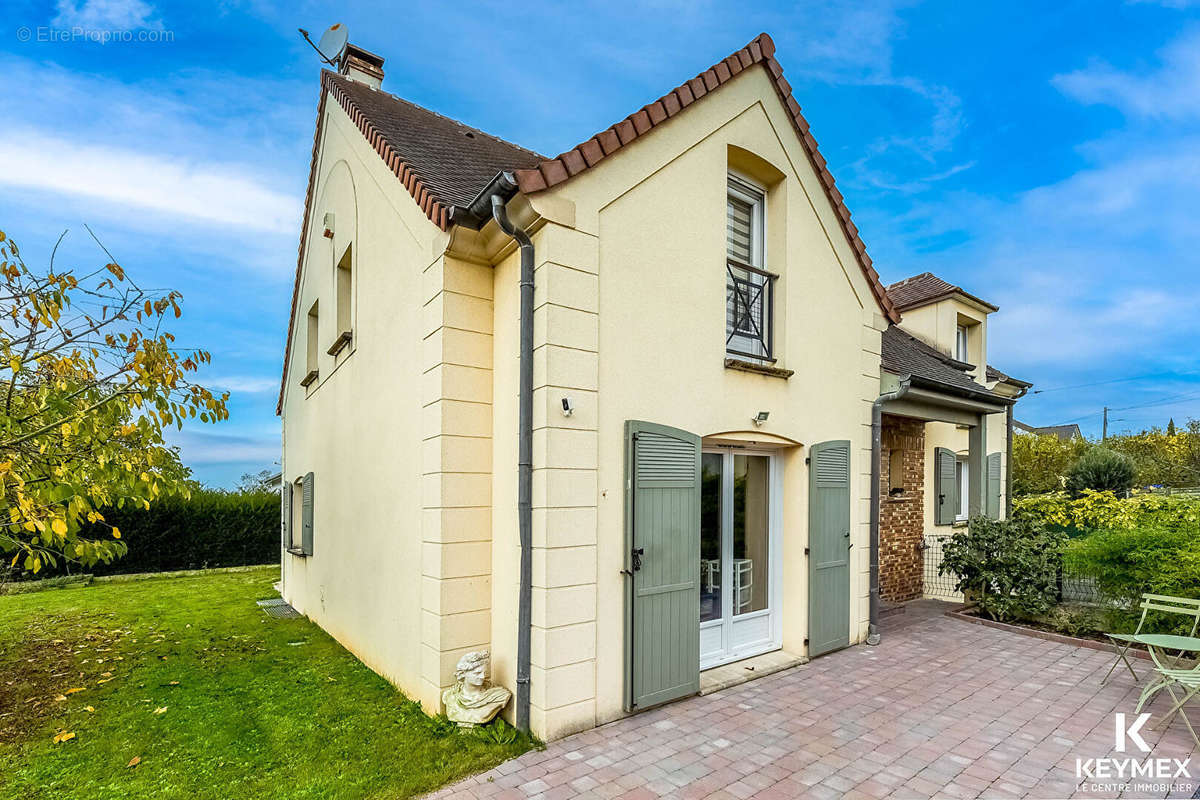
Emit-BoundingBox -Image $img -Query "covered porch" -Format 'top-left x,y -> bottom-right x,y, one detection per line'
873,325 -> 1025,612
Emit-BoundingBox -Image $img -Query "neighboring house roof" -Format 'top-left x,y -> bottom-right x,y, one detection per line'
1014,421 -> 1082,440
986,364 -> 1033,389
881,326 -> 1004,402
279,33 -> 906,413
885,272 -> 999,313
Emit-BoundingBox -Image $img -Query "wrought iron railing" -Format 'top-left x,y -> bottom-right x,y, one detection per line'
726,258 -> 778,362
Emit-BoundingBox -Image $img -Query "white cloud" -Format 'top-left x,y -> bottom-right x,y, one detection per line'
0,128 -> 300,235
1054,28 -> 1200,120
168,430 -> 279,466
203,375 -> 279,394
776,1 -> 966,192
53,0 -> 162,30
1129,0 -> 1200,8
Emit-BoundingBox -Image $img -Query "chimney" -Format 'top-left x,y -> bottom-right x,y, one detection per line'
339,43 -> 384,89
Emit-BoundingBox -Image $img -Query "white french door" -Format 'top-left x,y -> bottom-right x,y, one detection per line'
699,448 -> 782,670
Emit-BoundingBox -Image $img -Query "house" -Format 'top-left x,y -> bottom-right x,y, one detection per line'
1014,420 -> 1083,441
276,34 -> 1030,742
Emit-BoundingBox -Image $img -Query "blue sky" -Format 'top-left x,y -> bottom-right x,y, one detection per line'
2,0 -> 1198,485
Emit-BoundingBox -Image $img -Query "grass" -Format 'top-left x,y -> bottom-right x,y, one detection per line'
0,566 -> 533,799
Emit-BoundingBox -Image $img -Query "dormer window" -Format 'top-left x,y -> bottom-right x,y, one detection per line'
956,324 -> 969,362
726,174 -> 777,362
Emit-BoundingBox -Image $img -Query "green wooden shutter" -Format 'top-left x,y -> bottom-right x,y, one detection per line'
281,483 -> 292,551
986,452 -> 1002,519
624,420 -> 700,712
301,472 -> 314,556
935,448 -> 956,525
808,440 -> 851,657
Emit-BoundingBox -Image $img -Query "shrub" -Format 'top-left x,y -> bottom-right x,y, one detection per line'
1014,489 -> 1200,533
939,515 -> 1067,622
1064,526 -> 1200,609
1066,447 -> 1135,494
9,490 -> 279,580
1013,433 -> 1089,495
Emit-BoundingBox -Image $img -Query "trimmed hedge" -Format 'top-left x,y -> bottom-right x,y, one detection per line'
18,490 -> 279,579
1014,489 -> 1200,535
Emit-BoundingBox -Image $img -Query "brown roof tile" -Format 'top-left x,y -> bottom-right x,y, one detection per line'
885,271 -> 999,313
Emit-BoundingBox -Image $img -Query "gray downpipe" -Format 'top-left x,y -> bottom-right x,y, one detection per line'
490,194 -> 534,733
868,378 -> 911,646
1006,403 -> 1015,519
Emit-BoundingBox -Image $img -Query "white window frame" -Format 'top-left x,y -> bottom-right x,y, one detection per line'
955,456 -> 969,521
289,478 -> 305,551
699,446 -> 783,671
726,172 -> 775,362
727,173 -> 766,268
956,324 -> 969,362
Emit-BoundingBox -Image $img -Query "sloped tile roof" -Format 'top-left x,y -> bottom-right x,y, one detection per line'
885,272 -> 998,313
881,326 -> 1002,400
510,33 -> 900,327
324,72 -> 544,215
986,364 -> 1032,388
279,34 -> 906,412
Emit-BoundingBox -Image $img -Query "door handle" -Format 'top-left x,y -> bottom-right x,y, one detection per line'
631,547 -> 644,572
844,530 -> 852,549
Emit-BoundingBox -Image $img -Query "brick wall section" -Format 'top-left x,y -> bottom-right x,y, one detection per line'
880,415 -> 925,602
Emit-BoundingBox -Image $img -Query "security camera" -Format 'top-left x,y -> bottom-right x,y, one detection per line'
561,397 -> 574,417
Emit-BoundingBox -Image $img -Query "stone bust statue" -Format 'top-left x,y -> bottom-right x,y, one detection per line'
442,650 -> 511,727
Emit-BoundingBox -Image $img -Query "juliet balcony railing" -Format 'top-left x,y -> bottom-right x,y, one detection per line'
726,258 -> 778,362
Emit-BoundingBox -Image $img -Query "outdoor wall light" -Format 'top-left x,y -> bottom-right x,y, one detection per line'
754,411 -> 770,426
561,397 -> 574,417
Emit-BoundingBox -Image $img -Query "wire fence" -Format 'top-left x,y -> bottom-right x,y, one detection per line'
921,534 -> 964,603
921,532 -> 1106,606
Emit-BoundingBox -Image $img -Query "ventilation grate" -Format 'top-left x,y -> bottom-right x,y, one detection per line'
257,597 -> 301,619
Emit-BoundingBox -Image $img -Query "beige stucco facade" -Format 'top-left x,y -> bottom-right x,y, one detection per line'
280,59 -> 1023,742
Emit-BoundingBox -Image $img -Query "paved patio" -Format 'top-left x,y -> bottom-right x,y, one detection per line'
431,602 -> 1199,799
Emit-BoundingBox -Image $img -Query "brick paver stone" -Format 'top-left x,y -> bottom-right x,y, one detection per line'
426,602 -> 1199,799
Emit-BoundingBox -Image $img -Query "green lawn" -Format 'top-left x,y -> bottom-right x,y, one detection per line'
0,566 -> 533,799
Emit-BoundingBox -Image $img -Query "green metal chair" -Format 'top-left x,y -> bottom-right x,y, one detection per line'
1102,593 -> 1200,684
1135,647 -> 1200,747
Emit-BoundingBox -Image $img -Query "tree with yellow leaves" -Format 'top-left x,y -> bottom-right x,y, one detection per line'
0,229 -> 228,574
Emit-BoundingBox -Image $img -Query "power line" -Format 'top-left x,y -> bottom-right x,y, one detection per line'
1049,390 -> 1200,428
1030,369 -> 1200,395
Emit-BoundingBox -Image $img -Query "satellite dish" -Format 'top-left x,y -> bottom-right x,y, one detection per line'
299,23 -> 348,67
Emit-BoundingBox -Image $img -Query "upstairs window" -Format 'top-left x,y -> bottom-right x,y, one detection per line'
302,301 -> 319,389
726,175 -> 776,362
328,244 -> 353,357
956,324 -> 969,362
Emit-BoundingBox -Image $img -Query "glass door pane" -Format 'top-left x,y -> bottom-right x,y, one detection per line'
732,454 -> 770,616
700,453 -> 723,623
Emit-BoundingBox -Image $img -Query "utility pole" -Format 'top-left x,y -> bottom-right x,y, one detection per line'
1103,407 -> 1108,441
